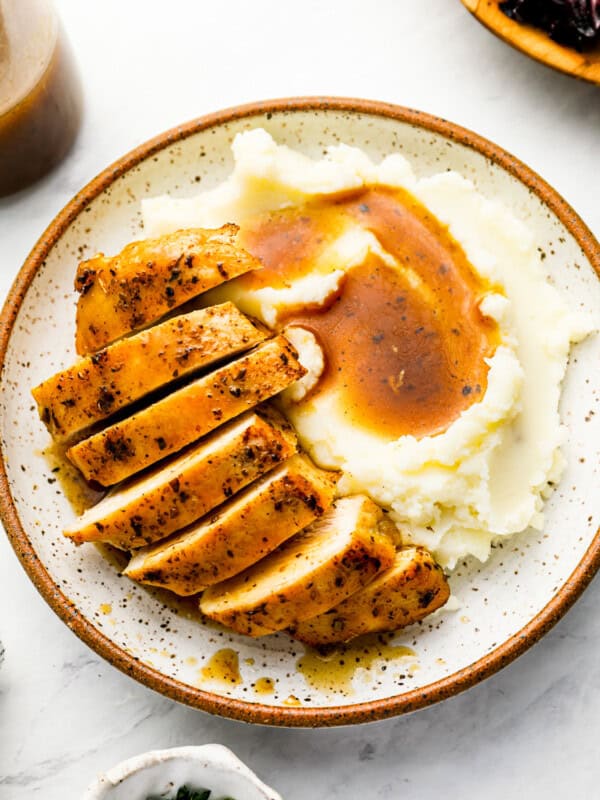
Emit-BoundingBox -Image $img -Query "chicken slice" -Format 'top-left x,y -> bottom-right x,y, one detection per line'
67,335 -> 305,486
200,495 -> 397,637
290,546 -> 450,646
64,406 -> 297,550
124,454 -> 337,596
32,303 -> 267,441
75,225 -> 259,354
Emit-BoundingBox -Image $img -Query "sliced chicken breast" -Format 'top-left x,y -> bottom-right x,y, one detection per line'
64,406 -> 297,549
290,546 -> 450,646
67,335 -> 305,486
75,225 -> 259,354
200,495 -> 397,637
124,454 -> 337,596
32,303 -> 266,441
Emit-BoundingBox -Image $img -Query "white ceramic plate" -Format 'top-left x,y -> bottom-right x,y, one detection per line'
1,98 -> 599,726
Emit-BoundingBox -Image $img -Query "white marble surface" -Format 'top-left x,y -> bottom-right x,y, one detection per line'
0,1 -> 599,797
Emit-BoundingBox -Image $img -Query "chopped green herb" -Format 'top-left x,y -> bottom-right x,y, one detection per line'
176,788 -> 210,800
146,787 -> 235,800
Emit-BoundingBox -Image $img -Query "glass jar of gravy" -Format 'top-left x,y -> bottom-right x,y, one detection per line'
0,0 -> 82,196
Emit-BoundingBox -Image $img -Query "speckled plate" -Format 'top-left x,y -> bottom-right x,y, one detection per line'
1,98 -> 599,727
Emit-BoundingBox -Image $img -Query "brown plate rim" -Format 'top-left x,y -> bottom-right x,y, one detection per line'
460,0 -> 600,85
1,96 -> 599,727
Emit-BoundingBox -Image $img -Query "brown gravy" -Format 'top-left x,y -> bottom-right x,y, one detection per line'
0,18 -> 81,196
253,676 -> 275,695
296,633 -> 416,695
41,441 -> 104,515
198,648 -> 242,686
239,187 -> 499,438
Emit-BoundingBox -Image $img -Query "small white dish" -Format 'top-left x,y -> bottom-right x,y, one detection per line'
83,744 -> 282,800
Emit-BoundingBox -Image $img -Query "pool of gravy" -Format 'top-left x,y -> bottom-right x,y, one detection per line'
198,648 -> 242,687
239,186 -> 500,439
41,441 -> 104,515
253,676 -> 275,695
296,633 -> 416,695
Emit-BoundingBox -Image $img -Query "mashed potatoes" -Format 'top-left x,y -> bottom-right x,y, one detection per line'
143,129 -> 592,568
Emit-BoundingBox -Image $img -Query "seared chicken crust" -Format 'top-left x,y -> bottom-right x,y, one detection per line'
291,546 -> 450,645
33,303 -> 266,441
124,454 -> 337,595
64,407 -> 297,549
75,225 -> 259,354
67,335 -> 305,486
200,495 -> 396,636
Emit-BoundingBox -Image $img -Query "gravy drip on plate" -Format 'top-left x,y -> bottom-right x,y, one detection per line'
198,648 -> 242,686
240,187 -> 499,439
40,442 -> 104,514
296,633 -> 416,695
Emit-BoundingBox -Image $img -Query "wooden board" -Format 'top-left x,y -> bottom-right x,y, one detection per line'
461,0 -> 600,85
